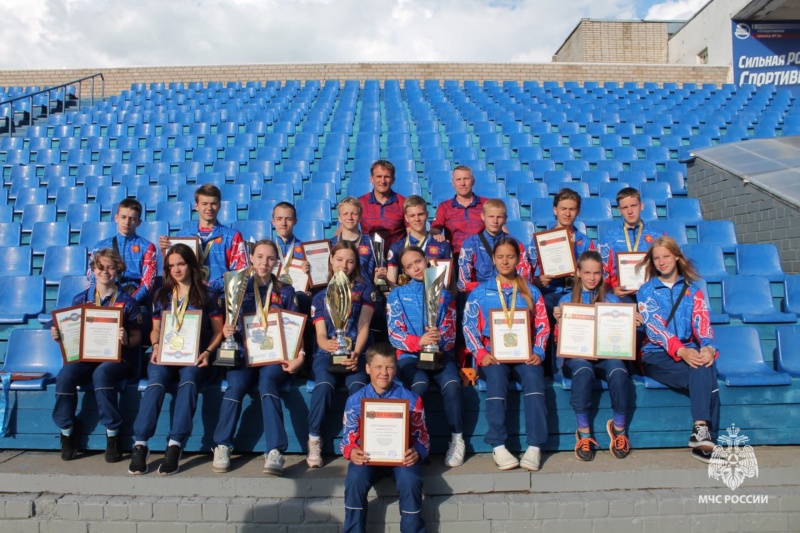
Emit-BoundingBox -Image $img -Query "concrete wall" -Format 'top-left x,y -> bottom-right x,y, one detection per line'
668,0 -> 751,77
688,157 -> 800,273
0,63 -> 730,97
553,20 -> 670,64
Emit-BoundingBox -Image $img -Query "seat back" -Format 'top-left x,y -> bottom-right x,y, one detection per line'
775,325 -> 800,377
696,220 -> 737,253
0,245 -> 32,276
0,275 -> 45,323
735,243 -> 785,281
42,245 -> 89,284
681,244 -> 727,282
1,328 -> 63,387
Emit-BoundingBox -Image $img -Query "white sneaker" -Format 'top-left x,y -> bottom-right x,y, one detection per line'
263,449 -> 285,476
520,447 -> 541,472
212,445 -> 231,473
306,437 -> 323,468
444,436 -> 465,467
492,447 -> 519,471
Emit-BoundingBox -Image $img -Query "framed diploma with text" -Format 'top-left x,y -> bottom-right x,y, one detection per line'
429,258 -> 453,287
360,398 -> 409,466
243,312 -> 287,367
616,252 -> 648,291
287,259 -> 310,293
280,309 -> 308,361
80,305 -> 123,363
489,309 -> 532,363
533,227 -> 577,278
301,240 -> 332,288
557,304 -> 597,360
166,237 -> 201,260
158,310 -> 203,366
594,303 -> 637,361
52,305 -> 85,364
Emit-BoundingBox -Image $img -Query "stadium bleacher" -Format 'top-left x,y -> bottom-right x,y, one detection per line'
1,78 -> 799,454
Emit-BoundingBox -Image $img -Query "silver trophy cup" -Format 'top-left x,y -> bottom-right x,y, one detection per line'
215,267 -> 252,367
372,233 -> 389,293
419,264 -> 448,370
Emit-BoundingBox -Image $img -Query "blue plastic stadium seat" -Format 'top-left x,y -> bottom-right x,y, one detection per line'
681,244 -> 727,282
666,198 -> 703,225
0,222 -> 21,246
304,182 -> 338,204
0,328 -> 62,390
217,200 -> 238,226
530,198 -> 555,227
42,245 -> 89,285
775,325 -> 800,378
696,220 -> 738,253
294,220 -> 326,242
295,199 -> 332,227
722,275 -> 797,323
78,221 -> 117,248
579,170 -> 611,194
248,200 -> 278,221
506,221 -> 535,244
231,220 -> 273,243
577,198 -> 613,225
735,243 -> 786,281
639,182 -> 672,207
656,170 -> 687,196
0,275 -> 45,324
66,204 -> 101,233
473,182 -> 506,199
715,326 -> 791,386
783,275 -> 800,314
346,181 -> 372,199
30,221 -> 70,255
648,220 -> 687,245
0,245 -> 32,276
695,278 -> 729,324
155,201 -> 193,231
95,185 -> 129,212
13,188 -> 48,214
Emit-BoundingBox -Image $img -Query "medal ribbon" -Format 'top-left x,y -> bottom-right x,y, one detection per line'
94,287 -> 118,307
276,238 -> 295,276
199,230 -> 215,265
623,222 -> 643,252
253,279 -> 274,333
405,232 -> 430,252
495,277 -> 518,330
171,288 -> 190,333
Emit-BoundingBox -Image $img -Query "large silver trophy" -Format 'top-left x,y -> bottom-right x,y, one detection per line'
419,264 -> 448,370
215,266 -> 252,367
372,233 -> 389,293
326,270 -> 354,373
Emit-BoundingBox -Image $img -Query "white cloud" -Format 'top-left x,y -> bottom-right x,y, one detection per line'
643,0 -> 707,21
0,0 -> 642,69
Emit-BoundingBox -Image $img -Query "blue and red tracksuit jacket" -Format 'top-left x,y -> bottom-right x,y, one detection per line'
91,233 -> 158,304
598,223 -> 663,289
310,279 -> 378,357
386,233 -> 452,268
340,382 -> 430,461
177,222 -> 248,293
457,230 -> 532,293
637,276 -> 717,361
386,279 -> 456,360
463,279 -> 550,366
330,234 -> 376,282
527,224 -> 594,296
72,287 -> 141,361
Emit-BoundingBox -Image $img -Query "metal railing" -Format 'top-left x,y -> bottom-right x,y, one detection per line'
0,72 -> 104,135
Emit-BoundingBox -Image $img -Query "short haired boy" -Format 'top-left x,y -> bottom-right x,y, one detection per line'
341,343 -> 429,533
91,199 -> 157,303
386,195 -> 452,287
271,202 -> 310,287
598,187 -> 663,302
457,199 -> 531,293
159,184 -> 248,293
331,196 -> 377,282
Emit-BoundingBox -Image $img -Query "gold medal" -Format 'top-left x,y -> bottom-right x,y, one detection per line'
260,337 -> 274,350
279,274 -> 293,284
169,334 -> 184,350
624,222 -> 644,252
503,332 -> 518,347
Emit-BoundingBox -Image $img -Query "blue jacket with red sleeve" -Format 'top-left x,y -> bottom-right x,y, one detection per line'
340,382 -> 430,461
598,222 -> 663,289
463,279 -> 550,366
91,233 -> 158,304
177,222 -> 248,293
386,279 -> 456,360
330,234 -> 376,282
386,233 -> 452,268
637,276 -> 717,361
458,230 -> 532,293
526,224 -> 594,296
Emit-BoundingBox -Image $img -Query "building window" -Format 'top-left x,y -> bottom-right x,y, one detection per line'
697,48 -> 708,65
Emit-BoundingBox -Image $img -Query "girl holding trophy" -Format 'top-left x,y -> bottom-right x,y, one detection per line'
463,237 -> 550,471
128,244 -> 224,476
211,240 -> 304,476
386,246 -> 466,467
306,240 -> 377,468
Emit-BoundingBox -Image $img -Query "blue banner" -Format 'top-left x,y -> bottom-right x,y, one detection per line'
732,20 -> 800,94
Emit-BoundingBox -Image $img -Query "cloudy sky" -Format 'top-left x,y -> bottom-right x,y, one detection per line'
0,0 -> 708,69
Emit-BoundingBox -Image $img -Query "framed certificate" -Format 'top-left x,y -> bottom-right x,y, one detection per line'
533,227 -> 576,278
557,303 -> 597,360
243,312 -> 286,367
166,237 -> 201,260
429,258 -> 453,287
280,309 -> 307,361
301,240 -> 332,288
616,252 -> 648,291
594,303 -> 637,360
80,305 -> 123,363
360,398 -> 409,466
489,309 -> 532,363
287,259 -> 310,293
158,310 -> 203,366
52,305 -> 84,364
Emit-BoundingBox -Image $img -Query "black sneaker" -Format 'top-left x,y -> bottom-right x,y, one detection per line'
128,444 -> 150,475
158,444 -> 182,476
689,424 -> 714,448
574,430 -> 598,462
60,421 -> 80,461
691,447 -> 714,464
104,433 -> 122,463
606,420 -> 631,459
